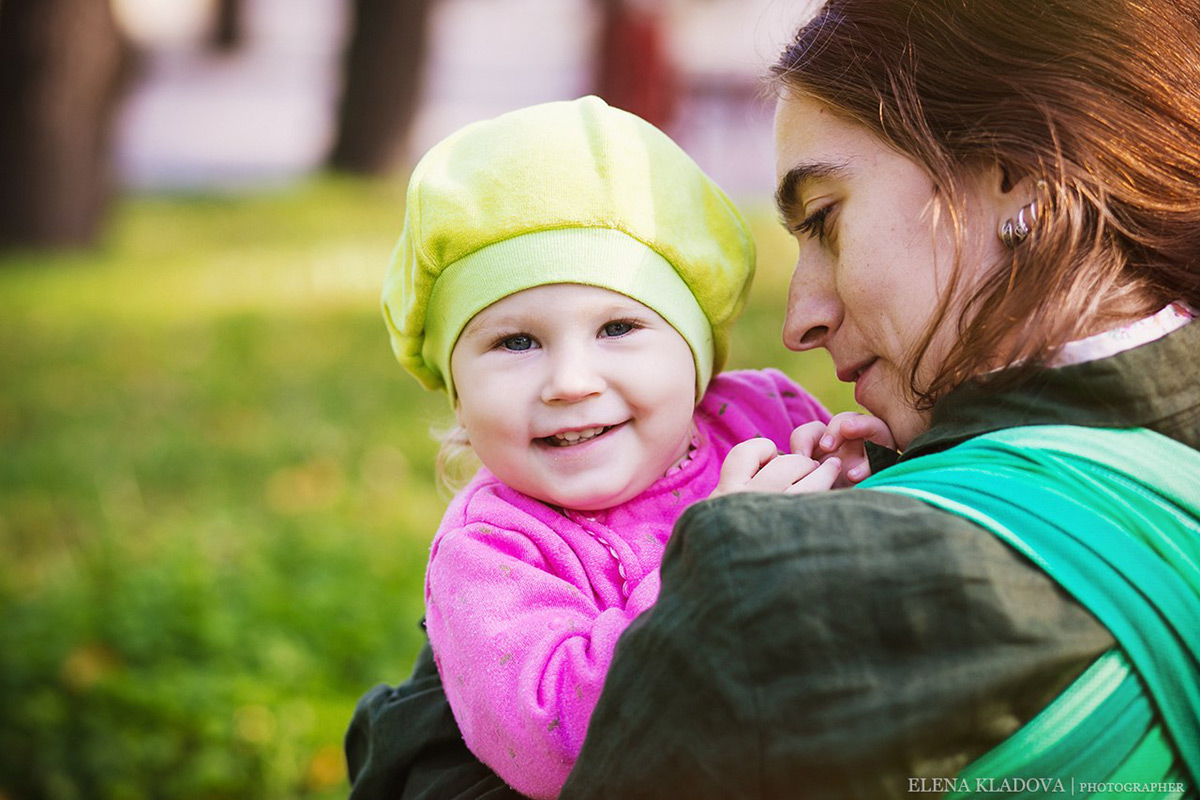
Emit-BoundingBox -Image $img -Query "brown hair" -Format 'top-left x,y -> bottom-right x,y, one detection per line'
773,0 -> 1200,406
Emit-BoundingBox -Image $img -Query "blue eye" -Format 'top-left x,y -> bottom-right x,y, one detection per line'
500,334 -> 535,351
602,321 -> 634,337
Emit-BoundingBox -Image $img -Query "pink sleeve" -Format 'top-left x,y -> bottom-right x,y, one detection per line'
763,367 -> 831,430
700,369 -> 830,451
425,513 -> 660,800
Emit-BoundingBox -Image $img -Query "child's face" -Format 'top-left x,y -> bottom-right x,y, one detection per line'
450,284 -> 698,511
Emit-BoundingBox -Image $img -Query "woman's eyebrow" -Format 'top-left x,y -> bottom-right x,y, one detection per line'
774,162 -> 849,221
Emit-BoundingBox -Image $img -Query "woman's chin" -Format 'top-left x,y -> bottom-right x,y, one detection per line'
856,369 -> 929,451
859,392 -> 925,451
885,408 -> 930,451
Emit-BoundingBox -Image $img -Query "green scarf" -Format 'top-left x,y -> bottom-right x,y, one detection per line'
859,425 -> 1200,796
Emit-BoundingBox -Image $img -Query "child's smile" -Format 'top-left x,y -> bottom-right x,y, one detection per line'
450,284 -> 698,511
539,422 -> 622,447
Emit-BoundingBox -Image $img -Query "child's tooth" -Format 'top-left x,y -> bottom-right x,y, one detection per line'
551,426 -> 608,445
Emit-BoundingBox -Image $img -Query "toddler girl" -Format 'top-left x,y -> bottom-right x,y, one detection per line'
381,96 -> 889,798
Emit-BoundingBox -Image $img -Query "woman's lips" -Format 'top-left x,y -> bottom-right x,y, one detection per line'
852,360 -> 877,406
837,357 -> 877,384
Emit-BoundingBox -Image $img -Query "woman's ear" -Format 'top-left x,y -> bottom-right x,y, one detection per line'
987,162 -> 1042,218
978,162 -> 1045,249
999,162 -> 1015,193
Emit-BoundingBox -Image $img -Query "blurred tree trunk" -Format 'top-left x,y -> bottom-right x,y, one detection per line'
327,0 -> 434,175
209,0 -> 247,53
0,0 -> 131,250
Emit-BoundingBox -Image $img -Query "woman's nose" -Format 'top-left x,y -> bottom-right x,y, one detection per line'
541,348 -> 606,403
781,261 -> 841,352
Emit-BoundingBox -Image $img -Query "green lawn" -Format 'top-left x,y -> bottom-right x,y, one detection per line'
0,176 -> 853,799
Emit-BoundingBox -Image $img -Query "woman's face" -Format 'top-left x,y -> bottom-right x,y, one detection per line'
773,91 -> 1008,448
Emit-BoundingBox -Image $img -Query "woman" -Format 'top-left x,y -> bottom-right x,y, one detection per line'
347,0 -> 1200,796
558,0 -> 1200,795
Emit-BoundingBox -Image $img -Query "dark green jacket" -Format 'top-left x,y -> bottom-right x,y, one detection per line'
346,321 -> 1199,799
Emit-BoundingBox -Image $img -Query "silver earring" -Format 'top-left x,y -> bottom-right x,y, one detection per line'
999,188 -> 1043,249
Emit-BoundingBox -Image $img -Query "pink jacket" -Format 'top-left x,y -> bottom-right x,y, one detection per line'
424,369 -> 828,798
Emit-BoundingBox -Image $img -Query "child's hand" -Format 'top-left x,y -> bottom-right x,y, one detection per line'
711,437 -> 842,497
791,412 -> 896,488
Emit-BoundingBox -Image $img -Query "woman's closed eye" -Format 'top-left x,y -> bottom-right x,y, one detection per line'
792,204 -> 834,244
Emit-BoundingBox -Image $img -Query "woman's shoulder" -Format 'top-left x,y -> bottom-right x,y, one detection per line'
668,484 -> 1107,618
670,486 -> 1105,639
678,487 -> 982,563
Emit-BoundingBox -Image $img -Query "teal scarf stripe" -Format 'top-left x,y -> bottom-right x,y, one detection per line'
883,482 -> 1196,792
879,473 -> 1200,755
945,650 -> 1182,798
859,425 -> 1200,787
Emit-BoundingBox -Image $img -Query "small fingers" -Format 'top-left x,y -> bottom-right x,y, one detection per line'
785,457 -> 841,494
843,457 -> 871,484
789,421 -> 828,459
714,438 -> 785,496
819,412 -> 863,452
744,453 -> 820,493
830,454 -> 870,488
827,412 -> 896,450
723,437 -> 781,473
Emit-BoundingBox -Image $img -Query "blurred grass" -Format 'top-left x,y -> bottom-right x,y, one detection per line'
0,175 -> 852,799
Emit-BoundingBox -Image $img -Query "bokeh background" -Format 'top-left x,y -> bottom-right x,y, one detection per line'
0,1 -> 850,797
